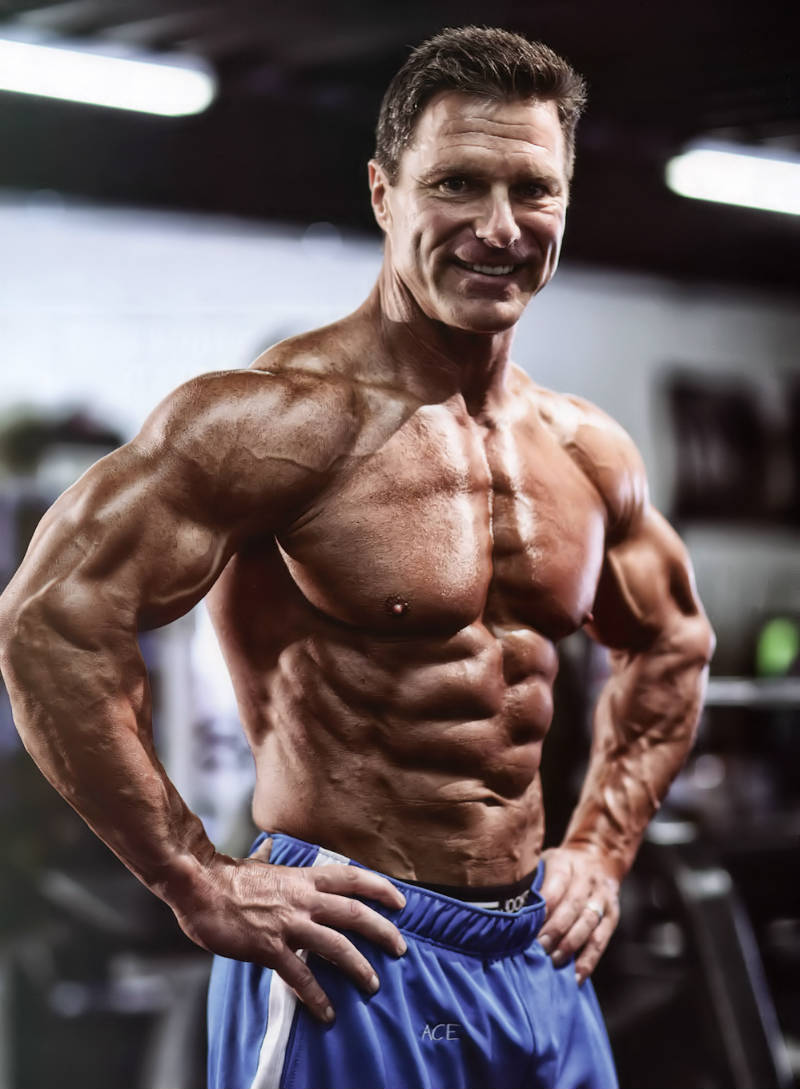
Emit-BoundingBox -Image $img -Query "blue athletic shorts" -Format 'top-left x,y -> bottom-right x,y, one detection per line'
207,833 -> 618,1089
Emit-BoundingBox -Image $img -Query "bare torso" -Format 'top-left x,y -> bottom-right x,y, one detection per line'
206,314 -> 619,886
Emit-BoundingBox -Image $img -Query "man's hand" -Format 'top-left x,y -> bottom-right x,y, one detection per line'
537,846 -> 620,985
174,853 -> 408,1023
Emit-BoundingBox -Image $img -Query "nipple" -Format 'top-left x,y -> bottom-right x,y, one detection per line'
385,594 -> 410,617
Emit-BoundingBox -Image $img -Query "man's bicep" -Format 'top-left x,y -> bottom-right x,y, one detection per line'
5,438 -> 239,633
119,442 -> 239,629
586,506 -> 708,653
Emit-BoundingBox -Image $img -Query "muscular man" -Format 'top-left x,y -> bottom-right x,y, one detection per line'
0,26 -> 713,1089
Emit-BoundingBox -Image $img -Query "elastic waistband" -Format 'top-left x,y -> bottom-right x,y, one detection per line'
404,869 -> 537,910
257,833 -> 546,959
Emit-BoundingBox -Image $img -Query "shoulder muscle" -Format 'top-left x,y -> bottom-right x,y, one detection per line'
137,367 -> 362,528
536,389 -> 648,540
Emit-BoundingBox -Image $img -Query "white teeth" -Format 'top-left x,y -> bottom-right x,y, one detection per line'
465,263 -> 514,276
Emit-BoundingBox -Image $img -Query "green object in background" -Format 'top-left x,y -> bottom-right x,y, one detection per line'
756,617 -> 800,677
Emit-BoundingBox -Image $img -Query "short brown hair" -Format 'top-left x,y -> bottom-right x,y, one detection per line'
375,26 -> 587,182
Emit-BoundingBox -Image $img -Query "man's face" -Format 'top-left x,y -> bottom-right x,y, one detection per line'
370,92 -> 569,333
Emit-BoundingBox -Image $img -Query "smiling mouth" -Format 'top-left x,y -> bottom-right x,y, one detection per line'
454,259 -> 520,277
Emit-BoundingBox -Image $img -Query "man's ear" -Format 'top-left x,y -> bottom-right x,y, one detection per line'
368,159 -> 392,232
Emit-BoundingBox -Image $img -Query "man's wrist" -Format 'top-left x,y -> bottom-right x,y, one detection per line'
147,841 -> 222,910
558,836 -> 628,883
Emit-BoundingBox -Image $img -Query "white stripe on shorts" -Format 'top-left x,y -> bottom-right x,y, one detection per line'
250,845 -> 350,1089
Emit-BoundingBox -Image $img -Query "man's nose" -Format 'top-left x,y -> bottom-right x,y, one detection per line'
474,190 -> 521,249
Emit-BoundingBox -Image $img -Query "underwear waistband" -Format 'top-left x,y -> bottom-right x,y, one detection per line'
257,832 -> 546,958
404,869 -> 537,912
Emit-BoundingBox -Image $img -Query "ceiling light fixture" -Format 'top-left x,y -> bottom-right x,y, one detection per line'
0,36 -> 216,117
666,141 -> 800,217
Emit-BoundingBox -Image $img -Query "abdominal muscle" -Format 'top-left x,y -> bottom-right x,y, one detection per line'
247,618 -> 557,886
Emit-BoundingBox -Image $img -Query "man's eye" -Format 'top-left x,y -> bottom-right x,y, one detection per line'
438,177 -> 469,194
519,183 -> 547,199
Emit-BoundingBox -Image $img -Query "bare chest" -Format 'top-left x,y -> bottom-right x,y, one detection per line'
275,402 -> 607,639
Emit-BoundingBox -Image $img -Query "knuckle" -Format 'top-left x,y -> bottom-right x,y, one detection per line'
292,960 -> 315,988
600,918 -> 615,939
261,934 -> 285,961
546,917 -> 565,941
292,888 -> 314,914
582,929 -> 600,951
558,936 -> 578,958
584,949 -> 601,970
315,865 -> 344,890
311,869 -> 330,892
551,911 -> 570,934
307,892 -> 325,920
578,938 -> 598,961
549,872 -> 569,893
282,871 -> 311,900
586,932 -> 607,955
346,897 -> 365,920
573,921 -> 592,945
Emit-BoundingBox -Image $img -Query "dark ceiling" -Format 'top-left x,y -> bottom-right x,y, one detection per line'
1,0 -> 798,292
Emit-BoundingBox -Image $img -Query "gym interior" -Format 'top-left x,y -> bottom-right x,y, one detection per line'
0,3 -> 798,1087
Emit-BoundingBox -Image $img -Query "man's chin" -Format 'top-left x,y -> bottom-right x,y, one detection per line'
445,299 -> 527,334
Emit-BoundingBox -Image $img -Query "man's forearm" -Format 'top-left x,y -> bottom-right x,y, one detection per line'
0,592 -> 215,905
562,615 -> 714,880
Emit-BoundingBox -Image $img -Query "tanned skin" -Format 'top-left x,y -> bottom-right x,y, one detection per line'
0,94 -> 714,1024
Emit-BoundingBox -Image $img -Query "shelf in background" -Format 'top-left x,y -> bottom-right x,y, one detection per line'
706,677 -> 800,709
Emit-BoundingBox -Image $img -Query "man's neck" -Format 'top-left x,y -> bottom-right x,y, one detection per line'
364,262 -> 515,415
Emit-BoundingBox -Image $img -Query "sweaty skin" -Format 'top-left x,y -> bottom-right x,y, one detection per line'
0,94 -> 714,1021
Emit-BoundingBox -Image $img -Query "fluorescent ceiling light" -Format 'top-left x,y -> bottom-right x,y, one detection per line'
0,36 -> 216,117
666,142 -> 800,216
